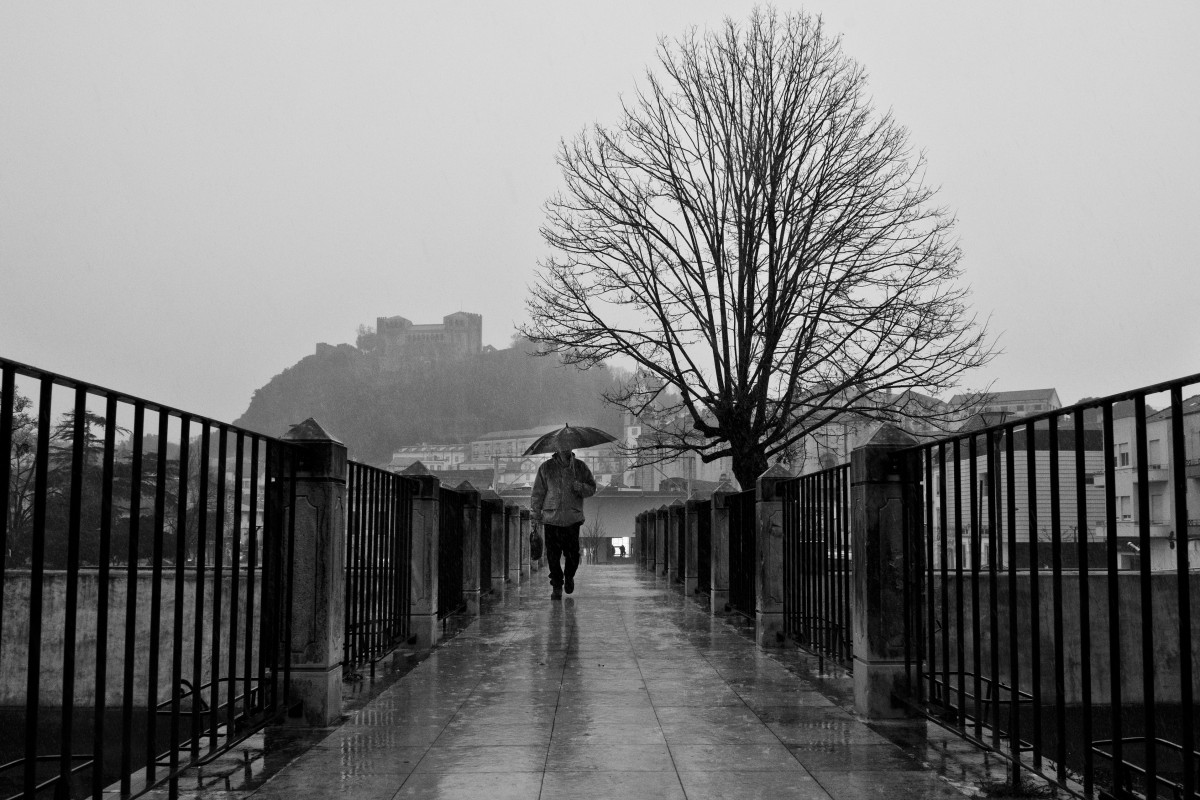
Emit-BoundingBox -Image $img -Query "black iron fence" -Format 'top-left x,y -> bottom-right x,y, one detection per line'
726,488 -> 757,619
900,373 -> 1200,800
781,464 -> 852,668
437,487 -> 465,620
345,463 -> 415,675
0,356 -> 291,800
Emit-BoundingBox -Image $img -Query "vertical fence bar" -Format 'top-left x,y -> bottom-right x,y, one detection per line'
190,421 -> 209,763
92,392 -> 118,798
924,450 -> 935,705
0,367 -> 12,678
1133,395 -> 1157,791
1025,420 -> 1043,769
169,417 -> 192,791
1047,418 -> 1067,784
120,403 -> 145,794
1169,386 -> 1194,799
145,410 -> 169,786
227,431 -> 244,740
938,442 -> 950,709
244,436 -> 259,723
953,438 -> 966,727
1102,403 -> 1123,783
1005,423 -> 1023,780
59,386 -> 87,793
210,425 -> 228,751
23,376 -> 52,797
1072,408 -> 1094,798
986,428 -> 1001,750
969,433 -> 983,740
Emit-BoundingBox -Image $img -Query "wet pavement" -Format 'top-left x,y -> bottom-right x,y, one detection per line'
147,565 -> 1016,799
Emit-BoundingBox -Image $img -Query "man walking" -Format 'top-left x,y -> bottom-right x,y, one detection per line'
531,449 -> 597,599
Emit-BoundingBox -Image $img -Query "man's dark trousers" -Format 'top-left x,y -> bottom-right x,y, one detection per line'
544,522 -> 581,588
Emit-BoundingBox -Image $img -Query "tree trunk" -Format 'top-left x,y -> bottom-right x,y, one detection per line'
730,446 -> 769,494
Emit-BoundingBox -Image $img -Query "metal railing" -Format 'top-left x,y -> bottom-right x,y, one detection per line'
345,463 -> 415,674
726,488 -> 757,619
901,372 -> 1200,800
781,464 -> 853,668
437,487 -> 465,620
1,356 -> 292,800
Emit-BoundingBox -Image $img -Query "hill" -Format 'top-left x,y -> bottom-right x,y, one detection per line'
234,339 -> 625,465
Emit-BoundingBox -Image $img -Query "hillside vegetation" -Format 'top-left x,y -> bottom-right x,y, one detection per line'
234,339 -> 625,465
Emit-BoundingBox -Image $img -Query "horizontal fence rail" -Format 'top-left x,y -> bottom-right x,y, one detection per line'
345,463 -> 416,676
782,464 -> 852,668
902,372 -> 1200,800
0,356 -> 293,800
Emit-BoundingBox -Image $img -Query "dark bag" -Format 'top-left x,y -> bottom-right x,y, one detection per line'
530,525 -> 544,560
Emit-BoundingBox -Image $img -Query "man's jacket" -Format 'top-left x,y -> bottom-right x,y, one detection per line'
531,454 -> 597,527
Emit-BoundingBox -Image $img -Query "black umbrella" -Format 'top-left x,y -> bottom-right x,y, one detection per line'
522,424 -> 618,455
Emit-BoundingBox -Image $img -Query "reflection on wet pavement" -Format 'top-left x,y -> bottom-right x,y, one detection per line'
144,566 -> 999,799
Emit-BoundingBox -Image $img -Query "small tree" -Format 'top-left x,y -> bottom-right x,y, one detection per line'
524,8 -> 993,489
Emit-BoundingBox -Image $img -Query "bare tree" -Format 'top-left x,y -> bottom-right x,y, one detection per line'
523,7 -> 994,489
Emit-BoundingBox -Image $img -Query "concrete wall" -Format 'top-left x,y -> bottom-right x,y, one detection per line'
934,571 -> 1200,705
1,568 -> 262,708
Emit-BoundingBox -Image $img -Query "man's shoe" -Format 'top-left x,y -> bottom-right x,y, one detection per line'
551,587 -> 563,600
564,577 -> 574,595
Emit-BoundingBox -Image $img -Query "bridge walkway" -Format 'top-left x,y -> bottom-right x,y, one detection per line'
153,566 -> 1002,799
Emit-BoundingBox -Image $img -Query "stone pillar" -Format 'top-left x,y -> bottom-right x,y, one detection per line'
644,511 -> 656,572
710,481 -> 734,614
683,497 -> 700,595
667,499 -> 684,585
278,419 -> 346,727
852,425 -> 922,719
519,508 -> 531,580
457,481 -> 481,616
505,504 -> 521,585
408,472 -> 442,650
655,506 -> 669,577
756,463 -> 792,648
481,491 -> 506,592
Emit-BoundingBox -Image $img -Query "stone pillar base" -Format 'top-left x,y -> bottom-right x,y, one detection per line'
465,588 -> 482,616
508,567 -> 521,586
710,589 -> 729,615
492,576 -> 507,592
289,665 -> 342,727
853,659 -> 909,719
411,612 -> 439,650
756,610 -> 785,648
683,577 -> 697,595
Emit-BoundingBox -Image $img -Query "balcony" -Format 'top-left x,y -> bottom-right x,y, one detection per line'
1187,458 -> 1200,479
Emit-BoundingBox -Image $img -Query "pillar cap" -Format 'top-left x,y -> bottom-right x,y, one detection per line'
400,460 -> 431,476
862,423 -> 919,448
281,418 -> 343,444
479,488 -> 502,502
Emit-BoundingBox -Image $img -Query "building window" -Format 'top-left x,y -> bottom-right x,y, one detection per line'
1148,439 -> 1163,467
1119,496 -> 1132,520
1117,443 -> 1130,467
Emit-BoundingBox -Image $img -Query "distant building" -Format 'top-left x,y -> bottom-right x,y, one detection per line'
951,388 -> 1061,419
375,312 -> 482,370
387,443 -> 468,472
1108,394 -> 1200,570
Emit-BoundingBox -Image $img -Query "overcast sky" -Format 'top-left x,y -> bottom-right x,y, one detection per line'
2,2 -> 1197,423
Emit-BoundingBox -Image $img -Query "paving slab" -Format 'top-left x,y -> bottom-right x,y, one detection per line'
144,565 -> 985,799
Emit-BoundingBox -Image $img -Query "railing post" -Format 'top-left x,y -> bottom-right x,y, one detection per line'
408,472 -> 442,649
668,499 -> 684,585
756,463 -> 792,647
519,508 -> 531,580
505,504 -> 520,585
458,481 -> 482,616
278,419 -> 346,727
851,424 -> 922,719
684,497 -> 700,595
481,491 -> 506,592
710,481 -> 734,614
662,506 -> 672,575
